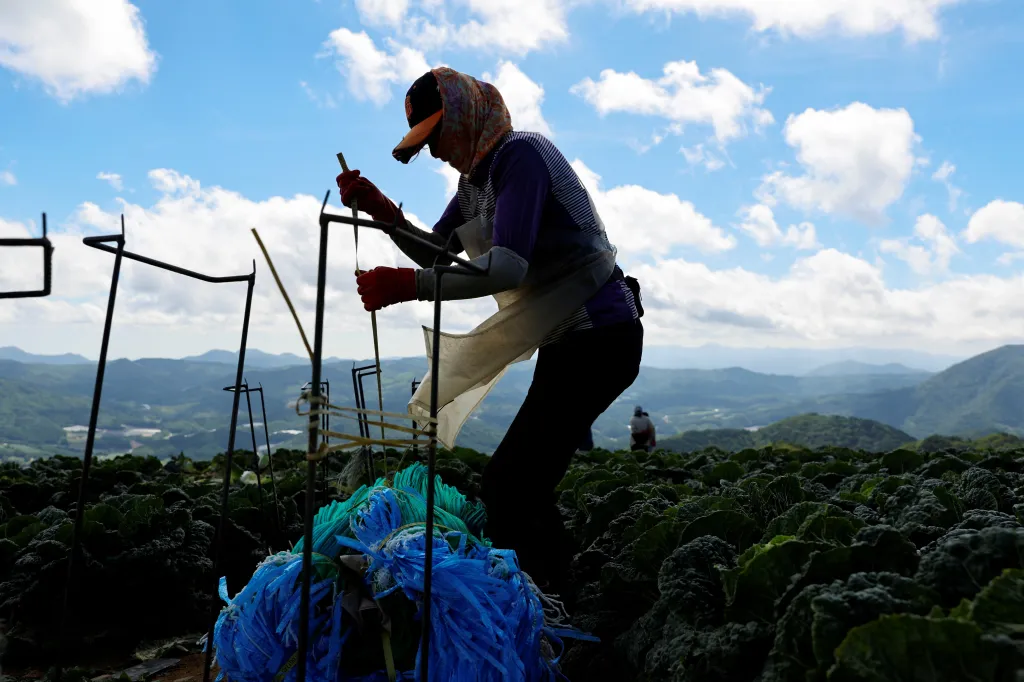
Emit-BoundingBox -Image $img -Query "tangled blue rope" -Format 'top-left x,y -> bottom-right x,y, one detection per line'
211,463 -> 595,681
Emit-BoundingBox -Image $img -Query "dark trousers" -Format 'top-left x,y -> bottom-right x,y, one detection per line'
480,319 -> 644,590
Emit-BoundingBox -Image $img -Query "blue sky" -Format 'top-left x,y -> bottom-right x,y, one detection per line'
1,0 -> 1024,360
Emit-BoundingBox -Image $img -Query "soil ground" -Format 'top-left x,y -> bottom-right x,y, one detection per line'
5,652 -> 215,681
152,653 -> 210,680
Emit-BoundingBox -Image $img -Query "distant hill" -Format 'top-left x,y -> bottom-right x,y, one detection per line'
807,345 -> 1024,439
901,345 -> 1024,437
0,352 -> 933,458
806,361 -> 930,377
0,346 -> 343,369
640,344 -> 961,374
182,349 -> 309,368
659,414 -> 915,453
758,414 -> 915,450
4,343 -> 1024,457
0,347 -> 90,365
916,432 -> 1024,454
0,344 -> 968,374
179,349 -> 376,369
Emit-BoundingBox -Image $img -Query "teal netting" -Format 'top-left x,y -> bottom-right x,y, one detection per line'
211,462 -> 595,681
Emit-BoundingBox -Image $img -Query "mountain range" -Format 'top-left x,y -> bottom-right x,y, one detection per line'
637,345 -> 961,374
1,343 -> 1022,459
804,361 -> 930,377
0,346 -> 91,365
4,344 -> 962,375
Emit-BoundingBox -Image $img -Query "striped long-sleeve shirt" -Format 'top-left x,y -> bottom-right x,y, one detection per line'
432,131 -> 638,345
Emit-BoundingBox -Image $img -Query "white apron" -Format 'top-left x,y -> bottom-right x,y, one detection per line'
408,206 -> 616,448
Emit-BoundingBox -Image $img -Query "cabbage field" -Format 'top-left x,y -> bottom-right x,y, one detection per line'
2,441 -> 1024,680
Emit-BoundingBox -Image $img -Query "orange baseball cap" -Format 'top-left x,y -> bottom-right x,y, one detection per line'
392,71 -> 443,163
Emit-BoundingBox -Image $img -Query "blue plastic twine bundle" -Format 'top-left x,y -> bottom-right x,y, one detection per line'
211,462 -> 595,681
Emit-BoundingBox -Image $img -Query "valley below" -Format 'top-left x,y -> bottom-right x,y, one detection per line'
3,344 -> 1024,459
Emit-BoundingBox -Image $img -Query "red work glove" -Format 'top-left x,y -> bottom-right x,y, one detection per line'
336,170 -> 400,224
356,266 -> 417,311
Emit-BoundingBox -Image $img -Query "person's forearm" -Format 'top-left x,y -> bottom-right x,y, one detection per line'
415,246 -> 527,301
389,215 -> 461,269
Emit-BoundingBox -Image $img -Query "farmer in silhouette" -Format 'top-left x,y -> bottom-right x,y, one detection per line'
630,405 -> 656,452
336,67 -> 643,595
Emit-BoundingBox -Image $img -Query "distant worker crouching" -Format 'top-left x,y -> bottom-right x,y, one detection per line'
630,406 -> 656,452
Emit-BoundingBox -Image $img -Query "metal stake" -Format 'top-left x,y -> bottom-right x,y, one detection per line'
202,272 -> 255,682
256,383 -> 281,536
243,382 -> 269,552
222,381 -> 278,547
58,218 -> 124,672
52,217 -> 255,682
419,269 -> 443,681
296,192 -> 331,682
301,379 -> 331,503
355,364 -> 380,483
411,379 -> 421,457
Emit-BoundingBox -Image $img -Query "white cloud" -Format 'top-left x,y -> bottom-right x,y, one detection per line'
299,80 -> 337,109
0,170 -> 15,186
96,172 -> 123,191
0,0 -> 157,102
914,213 -> 958,268
571,159 -> 736,257
435,163 -> 461,196
632,248 -> 1024,352
931,160 -> 963,212
879,213 -> 958,275
368,0 -> 959,58
374,0 -> 573,56
148,168 -> 200,194
0,168 -> 499,359
963,200 -> 1024,249
321,29 -> 430,106
682,143 -> 726,172
629,132 -> 668,155
996,251 -> 1024,267
737,204 -> 819,250
757,102 -> 921,223
880,241 -> 938,276
0,218 -> 30,237
7,167 -> 1024,357
571,60 -> 774,144
932,160 -> 955,181
482,61 -> 553,137
0,219 -> 36,292
622,0 -> 963,42
354,0 -> 411,26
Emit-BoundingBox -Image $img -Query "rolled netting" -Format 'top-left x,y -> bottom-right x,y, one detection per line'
209,462 -> 596,681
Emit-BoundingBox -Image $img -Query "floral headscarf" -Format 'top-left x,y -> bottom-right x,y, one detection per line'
432,67 -> 513,176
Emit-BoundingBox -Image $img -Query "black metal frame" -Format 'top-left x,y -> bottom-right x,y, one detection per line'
255,383 -> 279,532
411,379 -> 421,455
352,362 -> 380,483
301,380 -> 331,503
295,192 -> 488,682
222,380 -> 280,548
41,216 -> 254,682
0,212 -> 54,299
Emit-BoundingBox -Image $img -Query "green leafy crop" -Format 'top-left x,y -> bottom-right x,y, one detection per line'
6,439 -> 1024,680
